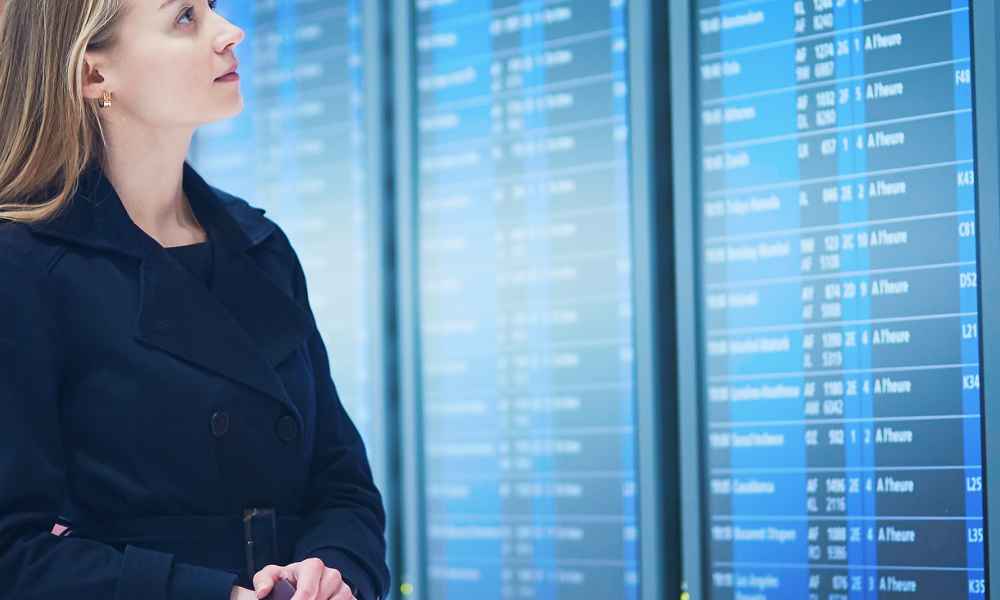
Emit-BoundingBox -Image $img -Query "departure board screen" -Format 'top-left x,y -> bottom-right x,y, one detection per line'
695,1 -> 984,598
192,2 -> 381,465
414,1 -> 640,598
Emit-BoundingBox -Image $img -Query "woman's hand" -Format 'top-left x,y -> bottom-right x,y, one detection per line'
253,557 -> 357,600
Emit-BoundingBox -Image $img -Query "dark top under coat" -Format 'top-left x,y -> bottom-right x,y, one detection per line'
166,235 -> 213,288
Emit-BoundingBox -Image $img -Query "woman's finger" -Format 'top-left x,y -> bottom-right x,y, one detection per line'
331,587 -> 354,600
331,583 -> 358,600
318,567 -> 345,600
252,564 -> 289,598
289,557 -> 327,600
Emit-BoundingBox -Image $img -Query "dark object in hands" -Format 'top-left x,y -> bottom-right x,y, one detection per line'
264,579 -> 296,600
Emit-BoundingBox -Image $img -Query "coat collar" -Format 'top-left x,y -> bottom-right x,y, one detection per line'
28,160 -> 276,259
27,161 -> 311,425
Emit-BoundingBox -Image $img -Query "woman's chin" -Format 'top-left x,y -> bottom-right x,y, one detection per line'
205,97 -> 245,123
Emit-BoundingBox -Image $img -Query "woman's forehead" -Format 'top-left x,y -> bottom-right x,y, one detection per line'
122,0 -> 177,19
118,0 -> 175,28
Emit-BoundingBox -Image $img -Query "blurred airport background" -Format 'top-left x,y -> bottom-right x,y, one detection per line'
190,2 -> 998,599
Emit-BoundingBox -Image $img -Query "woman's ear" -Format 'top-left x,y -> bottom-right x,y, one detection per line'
81,55 -> 108,102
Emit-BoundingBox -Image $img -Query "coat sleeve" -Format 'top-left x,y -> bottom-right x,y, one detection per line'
284,236 -> 390,600
0,258 -> 239,600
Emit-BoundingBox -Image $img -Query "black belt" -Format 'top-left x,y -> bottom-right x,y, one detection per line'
57,507 -> 304,588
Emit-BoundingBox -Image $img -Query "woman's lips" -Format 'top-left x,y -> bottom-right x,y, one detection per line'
215,71 -> 239,82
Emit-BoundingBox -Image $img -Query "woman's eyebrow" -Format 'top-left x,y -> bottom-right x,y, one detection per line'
159,0 -> 178,9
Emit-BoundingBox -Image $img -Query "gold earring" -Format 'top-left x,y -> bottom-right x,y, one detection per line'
99,90 -> 112,109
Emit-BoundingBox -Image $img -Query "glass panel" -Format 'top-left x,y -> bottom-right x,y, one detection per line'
414,1 -> 641,598
693,2 -> 984,597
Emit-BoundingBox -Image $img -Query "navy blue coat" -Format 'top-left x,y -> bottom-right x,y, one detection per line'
0,162 -> 389,600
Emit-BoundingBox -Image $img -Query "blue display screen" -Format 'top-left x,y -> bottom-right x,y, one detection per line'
695,1 -> 985,597
414,1 -> 640,598
191,2 -> 380,465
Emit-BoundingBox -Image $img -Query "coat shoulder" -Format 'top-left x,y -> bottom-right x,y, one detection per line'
209,186 -> 296,256
206,186 -> 304,294
0,220 -> 65,279
206,185 -> 284,248
0,222 -> 63,337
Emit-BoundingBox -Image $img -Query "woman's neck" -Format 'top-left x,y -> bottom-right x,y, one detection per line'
97,119 -> 201,247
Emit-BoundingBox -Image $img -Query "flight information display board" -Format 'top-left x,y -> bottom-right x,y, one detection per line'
695,1 -> 984,598
414,1 -> 640,598
191,1 -> 382,462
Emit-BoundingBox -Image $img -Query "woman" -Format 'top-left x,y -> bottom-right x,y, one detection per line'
0,2 -> 389,600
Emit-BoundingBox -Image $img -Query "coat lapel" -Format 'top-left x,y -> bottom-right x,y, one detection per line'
27,161 -> 312,421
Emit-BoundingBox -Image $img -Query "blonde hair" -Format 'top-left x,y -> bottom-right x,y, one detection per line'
0,0 -> 125,224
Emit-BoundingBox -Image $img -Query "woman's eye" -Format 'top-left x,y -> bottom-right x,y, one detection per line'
178,1 -> 218,25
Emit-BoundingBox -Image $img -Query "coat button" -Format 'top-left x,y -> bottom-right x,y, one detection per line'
210,411 -> 230,438
275,415 -> 298,442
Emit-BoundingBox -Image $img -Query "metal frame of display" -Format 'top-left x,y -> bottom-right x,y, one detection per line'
362,0 -> 402,597
629,0 -> 679,599
391,0 -> 426,599
971,0 -> 998,596
667,1 -> 704,599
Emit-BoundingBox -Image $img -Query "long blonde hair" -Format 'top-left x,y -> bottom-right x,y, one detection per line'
0,0 -> 125,224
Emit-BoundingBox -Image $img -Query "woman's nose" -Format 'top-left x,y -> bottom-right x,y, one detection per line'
216,23 -> 245,53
